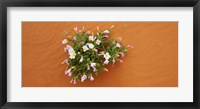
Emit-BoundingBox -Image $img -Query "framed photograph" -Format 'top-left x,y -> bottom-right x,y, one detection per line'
0,0 -> 199,109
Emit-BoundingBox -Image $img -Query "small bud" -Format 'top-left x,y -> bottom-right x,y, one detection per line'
97,26 -> 99,31
110,25 -> 115,29
104,68 -> 108,72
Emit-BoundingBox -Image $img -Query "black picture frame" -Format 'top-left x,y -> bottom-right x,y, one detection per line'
0,0 -> 200,109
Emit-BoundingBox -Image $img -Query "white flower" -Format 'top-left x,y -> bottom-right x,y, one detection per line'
91,63 -> 96,67
68,47 -> 75,53
65,68 -> 72,75
69,52 -> 76,59
81,74 -> 87,82
104,52 -> 111,60
79,56 -> 83,62
96,39 -> 101,45
82,45 -> 89,52
89,36 -> 96,41
103,30 -> 110,34
116,43 -> 121,48
62,39 -> 68,44
68,47 -> 76,59
87,43 -> 94,49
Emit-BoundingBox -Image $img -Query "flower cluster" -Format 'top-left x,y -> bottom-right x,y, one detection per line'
62,26 -> 128,84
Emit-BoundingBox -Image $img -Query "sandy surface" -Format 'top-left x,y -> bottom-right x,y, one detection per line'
22,22 -> 178,87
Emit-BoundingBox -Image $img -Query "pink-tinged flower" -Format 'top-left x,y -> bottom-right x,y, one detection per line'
68,72 -> 72,77
110,25 -> 115,29
65,68 -> 72,75
73,36 -> 77,41
94,48 -> 98,53
127,44 -> 134,48
64,45 -> 72,52
119,52 -> 124,57
103,30 -> 110,34
87,66 -> 90,70
87,31 -> 91,34
79,30 -> 82,32
95,39 -> 101,45
116,43 -> 121,48
100,51 -> 104,55
62,39 -> 68,44
73,79 -> 76,84
70,79 -> 73,84
62,59 -> 68,64
93,67 -> 96,72
74,27 -> 78,32
66,45 -> 72,50
103,59 -> 109,65
103,35 -> 109,38
81,74 -> 87,82
64,47 -> 68,52
118,37 -> 122,41
90,76 -> 94,81
119,59 -> 123,63
90,63 -> 97,72
80,42 -> 85,45
89,36 -> 95,41
65,70 -> 68,75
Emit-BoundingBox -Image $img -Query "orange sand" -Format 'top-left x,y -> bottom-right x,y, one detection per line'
22,22 -> 178,87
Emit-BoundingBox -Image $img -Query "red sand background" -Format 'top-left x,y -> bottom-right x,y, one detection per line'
22,22 -> 178,87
